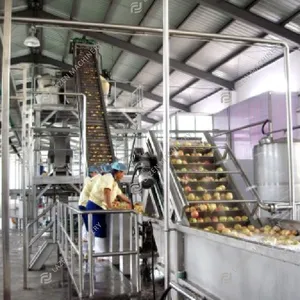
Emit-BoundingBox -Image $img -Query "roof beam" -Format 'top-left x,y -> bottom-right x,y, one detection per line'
196,0 -> 300,45
142,0 -> 261,117
11,54 -> 188,111
141,115 -> 157,124
116,82 -> 189,112
11,54 -> 71,70
11,9 -> 234,89
79,30 -> 233,89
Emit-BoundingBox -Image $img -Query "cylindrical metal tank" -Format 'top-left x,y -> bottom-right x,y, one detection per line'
253,137 -> 300,206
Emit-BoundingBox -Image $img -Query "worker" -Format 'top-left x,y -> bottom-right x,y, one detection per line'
78,166 -> 100,241
86,161 -> 132,260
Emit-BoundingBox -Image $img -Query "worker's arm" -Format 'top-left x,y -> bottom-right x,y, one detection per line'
117,193 -> 133,208
104,188 -> 112,209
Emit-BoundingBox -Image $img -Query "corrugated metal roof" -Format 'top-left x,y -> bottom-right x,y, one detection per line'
169,72 -> 194,95
186,20 -> 263,71
43,27 -> 68,57
75,0 -> 110,22
286,13 -> 300,34
216,34 -> 283,80
111,52 -> 147,81
172,80 -> 220,105
131,61 -> 162,89
43,0 -> 72,18
11,24 -> 28,55
250,0 -> 300,23
226,0 -> 254,7
104,0 -> 155,25
162,5 -> 231,61
99,43 -> 123,71
131,0 -> 197,51
42,49 -> 63,62
142,99 -> 162,111
212,69 -> 234,81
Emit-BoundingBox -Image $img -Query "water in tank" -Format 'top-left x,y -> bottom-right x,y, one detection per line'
253,137 -> 300,206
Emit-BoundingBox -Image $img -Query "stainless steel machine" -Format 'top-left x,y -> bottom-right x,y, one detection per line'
131,130 -> 300,300
253,137 -> 300,218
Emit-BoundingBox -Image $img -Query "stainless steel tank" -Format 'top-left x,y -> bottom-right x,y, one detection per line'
253,138 -> 300,206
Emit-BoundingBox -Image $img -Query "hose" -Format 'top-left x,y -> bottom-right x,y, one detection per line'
261,119 -> 271,135
159,286 -> 172,300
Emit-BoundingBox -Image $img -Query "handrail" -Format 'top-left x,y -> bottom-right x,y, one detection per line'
28,220 -> 54,247
148,131 -> 187,221
127,134 -> 137,173
57,202 -> 140,299
225,145 -> 271,213
26,202 -> 56,228
213,119 -> 271,138
168,282 -> 206,300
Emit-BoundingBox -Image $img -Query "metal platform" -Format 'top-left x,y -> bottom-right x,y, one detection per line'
84,262 -> 138,299
33,176 -> 83,185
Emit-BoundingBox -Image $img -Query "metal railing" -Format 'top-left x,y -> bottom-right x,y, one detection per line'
56,202 -> 140,299
205,133 -> 292,215
25,202 -> 57,270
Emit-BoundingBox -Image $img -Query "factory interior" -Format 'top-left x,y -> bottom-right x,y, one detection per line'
1,0 -> 300,299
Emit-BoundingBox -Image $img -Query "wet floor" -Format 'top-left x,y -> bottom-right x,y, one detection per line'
0,230 -> 165,300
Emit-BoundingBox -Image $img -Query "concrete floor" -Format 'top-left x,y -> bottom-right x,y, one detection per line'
0,230 -> 68,300
0,230 -> 165,300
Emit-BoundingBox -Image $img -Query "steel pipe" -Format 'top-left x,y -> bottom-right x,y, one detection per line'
283,46 -> 296,220
163,0 -> 170,293
213,119 -> 271,138
2,16 -> 294,46
169,282 -> 198,300
1,1 -> 12,298
22,66 -> 28,289
93,250 -> 137,257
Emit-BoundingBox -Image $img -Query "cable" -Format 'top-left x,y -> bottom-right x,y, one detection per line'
159,286 -> 172,300
261,119 -> 271,135
150,221 -> 156,300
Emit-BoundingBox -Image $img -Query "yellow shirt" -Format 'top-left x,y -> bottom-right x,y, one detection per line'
79,174 -> 101,207
89,173 -> 123,209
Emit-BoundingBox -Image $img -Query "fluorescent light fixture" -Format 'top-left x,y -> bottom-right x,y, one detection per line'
24,35 -> 40,47
24,26 -> 40,47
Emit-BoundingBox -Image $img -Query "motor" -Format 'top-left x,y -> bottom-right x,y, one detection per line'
130,148 -> 158,193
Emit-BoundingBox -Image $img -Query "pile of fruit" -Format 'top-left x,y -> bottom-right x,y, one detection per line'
134,203 -> 144,214
181,184 -> 233,202
171,140 -> 212,148
171,139 -> 250,231
203,224 -> 300,246
178,176 -> 227,183
112,201 -> 131,210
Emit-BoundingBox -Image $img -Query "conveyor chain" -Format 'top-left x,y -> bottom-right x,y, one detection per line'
74,45 -> 114,166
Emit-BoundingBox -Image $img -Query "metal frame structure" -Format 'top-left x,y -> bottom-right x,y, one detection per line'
1,3 -> 295,299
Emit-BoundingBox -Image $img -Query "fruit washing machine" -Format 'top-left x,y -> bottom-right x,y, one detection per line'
135,131 -> 300,300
